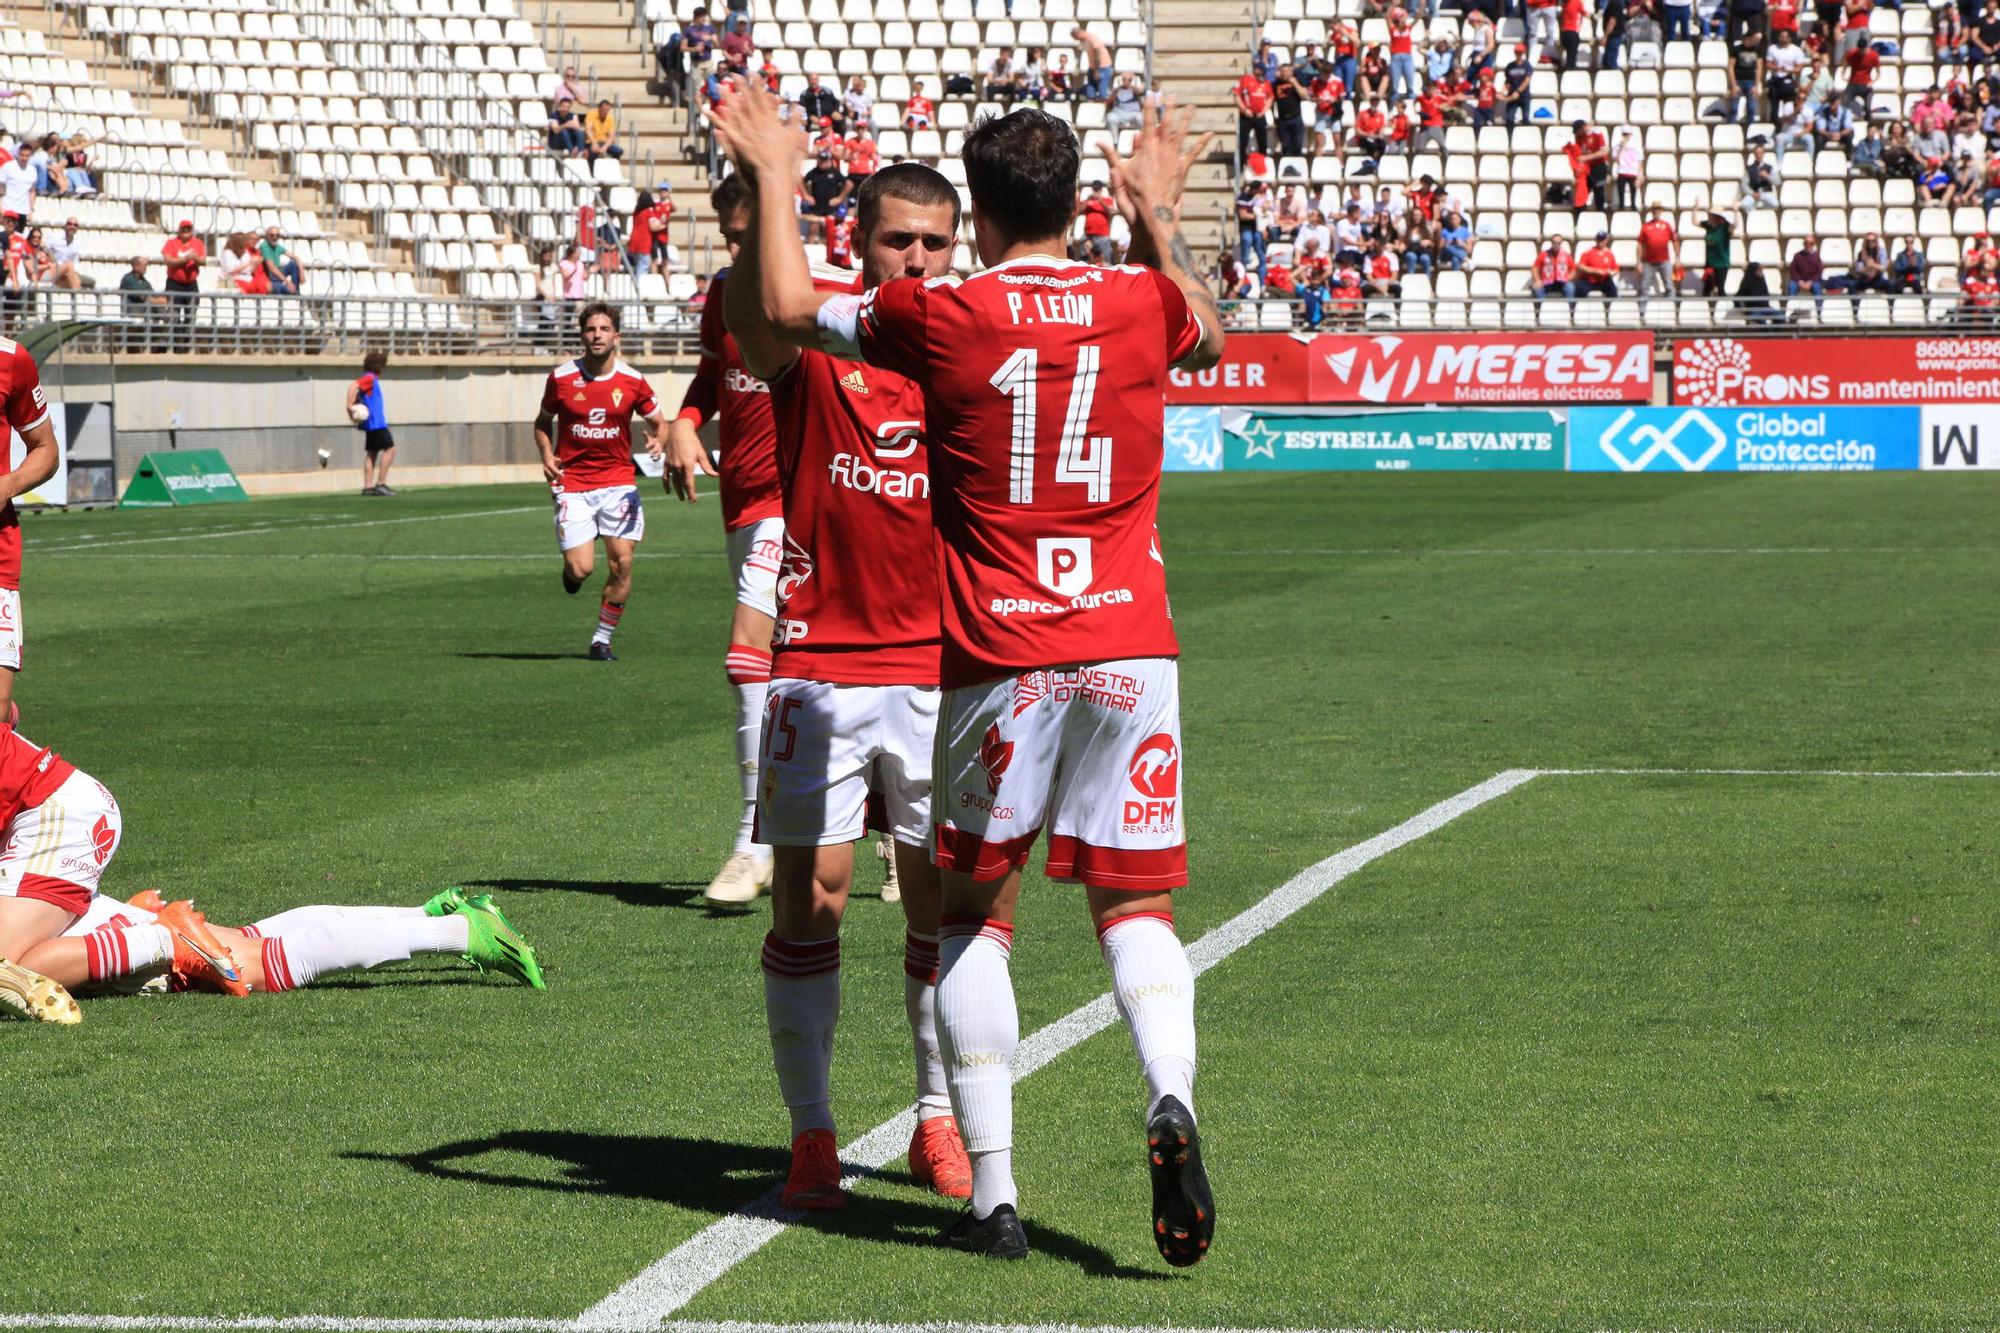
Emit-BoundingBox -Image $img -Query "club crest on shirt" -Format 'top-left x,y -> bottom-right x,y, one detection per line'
611,388 -> 624,408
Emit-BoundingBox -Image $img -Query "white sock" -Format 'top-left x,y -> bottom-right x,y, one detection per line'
937,916 -> 1018,1216
250,904 -> 426,936
1100,914 -> 1198,1119
261,916 -> 469,989
903,930 -> 951,1120
763,932 -> 840,1137
725,649 -> 772,858
84,923 -> 173,982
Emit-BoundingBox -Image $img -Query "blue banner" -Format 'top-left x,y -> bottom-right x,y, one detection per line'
1163,406 -> 1223,472
1570,407 -> 1921,473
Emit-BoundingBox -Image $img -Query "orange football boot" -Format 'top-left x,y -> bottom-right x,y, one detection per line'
154,900 -> 249,997
908,1115 -> 973,1199
780,1128 -> 847,1210
126,889 -> 167,913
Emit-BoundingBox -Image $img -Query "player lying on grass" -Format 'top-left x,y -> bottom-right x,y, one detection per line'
722,154 -> 972,1207
712,83 -> 1224,1265
0,723 -> 542,1024
537,302 -> 669,662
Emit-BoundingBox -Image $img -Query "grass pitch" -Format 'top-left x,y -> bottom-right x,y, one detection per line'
3,474 -> 1997,1330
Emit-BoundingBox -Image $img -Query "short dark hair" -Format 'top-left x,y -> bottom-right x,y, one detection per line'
363,349 -> 388,374
578,301 -> 621,332
856,162 -> 961,239
711,171 -> 752,220
962,108 -> 1079,247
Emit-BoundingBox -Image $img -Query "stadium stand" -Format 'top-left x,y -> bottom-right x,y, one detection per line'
1222,0 -> 1997,328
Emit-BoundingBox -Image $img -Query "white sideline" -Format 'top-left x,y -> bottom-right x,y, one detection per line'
0,1322 -> 1481,1333
1539,767 -> 2000,779
33,506 -> 544,553
575,770 -> 1540,1329
0,1312 -> 1488,1320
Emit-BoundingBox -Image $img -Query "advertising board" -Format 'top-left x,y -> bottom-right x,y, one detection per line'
1569,406 -> 1920,472
1671,337 -> 2000,406
1309,333 -> 1654,405
1222,409 -> 1564,471
1918,406 -> 2000,469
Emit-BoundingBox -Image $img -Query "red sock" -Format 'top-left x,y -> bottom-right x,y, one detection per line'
593,599 -> 624,645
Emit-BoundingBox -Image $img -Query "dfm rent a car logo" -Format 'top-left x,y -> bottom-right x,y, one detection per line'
1596,408 -> 1730,472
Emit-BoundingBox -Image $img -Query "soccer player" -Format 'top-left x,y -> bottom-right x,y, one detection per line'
663,175 -> 784,906
536,303 -> 669,662
0,338 -> 60,721
346,349 -> 396,497
722,159 -> 972,1209
712,86 -> 1225,1264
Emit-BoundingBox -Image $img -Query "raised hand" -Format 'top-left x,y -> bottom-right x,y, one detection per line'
1103,102 -> 1213,225
707,76 -> 808,184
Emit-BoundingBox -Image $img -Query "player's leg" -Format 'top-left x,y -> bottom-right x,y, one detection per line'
588,492 -> 643,660
1049,658 -> 1211,1268
361,443 -> 378,494
374,441 -> 395,494
707,518 -> 784,901
0,896 -> 83,1022
554,488 -> 598,594
755,678 -> 872,1209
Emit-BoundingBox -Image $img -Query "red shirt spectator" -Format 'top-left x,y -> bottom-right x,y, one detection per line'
845,134 -> 879,175
1082,193 -> 1115,238
1560,0 -> 1587,32
904,93 -> 934,128
1356,104 -> 1387,135
1579,243 -> 1620,279
1639,216 -> 1676,263
1367,249 -> 1399,281
1419,89 -> 1448,126
1388,11 -> 1414,54
1264,259 -> 1295,294
1389,108 -> 1412,142
1236,73 -> 1273,115
162,226 -> 205,285
1769,0 -> 1800,32
1846,45 -> 1880,86
1314,74 -> 1347,114
1532,246 -> 1575,285
1963,271 -> 1998,306
1332,22 -> 1358,58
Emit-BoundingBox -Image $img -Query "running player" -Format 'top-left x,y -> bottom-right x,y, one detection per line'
536,303 -> 668,662
0,337 -> 62,720
712,88 -> 1224,1264
663,174 -> 784,906
722,159 -> 971,1208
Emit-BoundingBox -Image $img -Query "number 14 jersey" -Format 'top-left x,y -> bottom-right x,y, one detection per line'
820,256 -> 1205,689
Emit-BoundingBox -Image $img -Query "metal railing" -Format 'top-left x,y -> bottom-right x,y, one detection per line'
1215,289 -> 1981,334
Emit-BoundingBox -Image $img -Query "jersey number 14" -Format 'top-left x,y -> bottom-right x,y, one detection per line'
990,346 -> 1112,505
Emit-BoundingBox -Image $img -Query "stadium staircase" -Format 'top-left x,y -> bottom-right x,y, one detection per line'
1150,0 -> 1257,265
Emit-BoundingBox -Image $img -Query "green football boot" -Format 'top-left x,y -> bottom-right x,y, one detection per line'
456,894 -> 547,990
420,886 -> 473,917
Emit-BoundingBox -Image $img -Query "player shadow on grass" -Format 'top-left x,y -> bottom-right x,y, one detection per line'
460,877 -> 707,910
342,1130 -> 1169,1279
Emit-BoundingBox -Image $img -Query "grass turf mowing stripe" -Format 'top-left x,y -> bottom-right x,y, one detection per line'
577,770 -> 1540,1329
0,1322 -> 1493,1333
32,506 -> 546,553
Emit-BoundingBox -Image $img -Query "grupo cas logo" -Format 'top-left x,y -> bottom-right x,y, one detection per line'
977,723 -> 1014,794
90,814 -> 116,865
1673,338 -> 1831,406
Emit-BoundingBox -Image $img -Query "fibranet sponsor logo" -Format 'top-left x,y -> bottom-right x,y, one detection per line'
724,367 -> 769,395
827,451 -> 928,498
1323,334 -> 1650,404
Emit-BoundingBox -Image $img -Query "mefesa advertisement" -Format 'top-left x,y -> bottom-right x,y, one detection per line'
1222,408 -> 1563,471
1164,332 -> 1654,406
1671,337 -> 2000,406
1569,406 -> 1920,472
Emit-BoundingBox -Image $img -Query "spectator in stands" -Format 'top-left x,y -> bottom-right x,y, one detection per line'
553,66 -> 586,109
1613,128 -> 1643,210
1263,248 -> 1295,301
1357,43 -> 1390,101
16,226 -> 52,288
1498,46 -> 1533,128
1602,0 -> 1631,69
557,242 -> 588,303
800,149 -> 851,239
1962,256 -> 1999,325
1471,66 -> 1499,129
1079,183 -> 1116,262
1834,0 -> 1871,62
1237,179 -> 1270,273
1785,233 -> 1826,305
160,220 -> 204,348
1296,207 -> 1333,257
1740,144 -> 1780,209
1576,231 -> 1622,297
1892,236 -> 1928,292
1329,256 -> 1364,327
1765,30 -> 1806,121
1638,204 -> 1677,298
1849,120 -> 1885,173
1775,97 -> 1817,155
844,126 -> 877,183
1910,112 -> 1950,168
1387,8 -> 1420,100
219,232 -> 266,294
1462,10 -> 1497,74
1354,98 -> 1390,158
1699,212 -> 1733,297
1984,156 -> 2000,207
1270,65 -> 1309,156
1952,112 -> 1985,164
535,247 -> 564,338
1255,37 -> 1279,83
57,134 -> 95,198
842,76 -> 873,130
655,16 -> 687,100
1727,33 -> 1765,126
903,81 -> 934,130
623,192 -> 665,280
1274,182 -> 1309,238
585,100 -> 624,162
1558,0 -> 1589,71
1411,83 -> 1449,155
1840,233 -> 1890,292
1333,199 -> 1368,263
1526,0 -> 1562,64
46,218 -> 84,290
1664,0 -> 1694,42
1532,236 -> 1575,303
684,8 -> 716,65
1813,96 -> 1857,154
119,255 -> 166,348
548,99 -> 587,157
1235,61 -> 1273,163
1362,236 -> 1401,298
1936,4 -> 1967,65
1726,0 -> 1767,47
798,73 -> 839,128
1573,120 -> 1611,210
1920,154 -> 1952,200
984,48 -> 1022,102
0,143 -> 33,228
1735,261 -> 1784,322
1313,68 -> 1349,155
1426,35 -> 1457,87
719,14 -> 754,72
1947,152 -> 1983,206
1072,26 -> 1113,100
1108,71 -> 1147,132
1438,207 -> 1471,268
1294,238 -> 1333,329
1842,39 -> 1880,117
259,227 -> 303,295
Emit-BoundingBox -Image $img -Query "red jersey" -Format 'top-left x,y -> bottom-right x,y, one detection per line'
0,726 -> 74,829
161,234 -> 204,285
845,136 -> 879,174
1639,219 -> 1676,263
1770,0 -> 1799,28
1579,245 -> 1620,278
1236,74 -> 1272,115
1533,249 -> 1575,284
0,341 -> 50,589
828,257 -> 1204,687
539,357 -> 659,492
905,94 -> 934,124
1846,46 -> 1880,85
768,340 -> 939,685
680,272 -> 784,530
1964,274 -> 1998,307
827,214 -> 856,268
1082,196 -> 1115,238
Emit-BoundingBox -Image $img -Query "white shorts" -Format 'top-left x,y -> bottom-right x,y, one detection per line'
0,769 -> 122,917
61,889 -> 157,936
0,587 -> 19,671
935,657 -> 1186,891
554,485 -> 645,552
728,516 -> 785,618
758,678 -> 938,847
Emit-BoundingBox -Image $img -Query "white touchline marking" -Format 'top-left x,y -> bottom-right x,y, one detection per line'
1198,546 -> 2000,558
576,769 -> 1541,1329
54,552 -> 716,562
2,1314 -> 1515,1332
1536,767 -> 2000,779
33,506 -> 545,553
